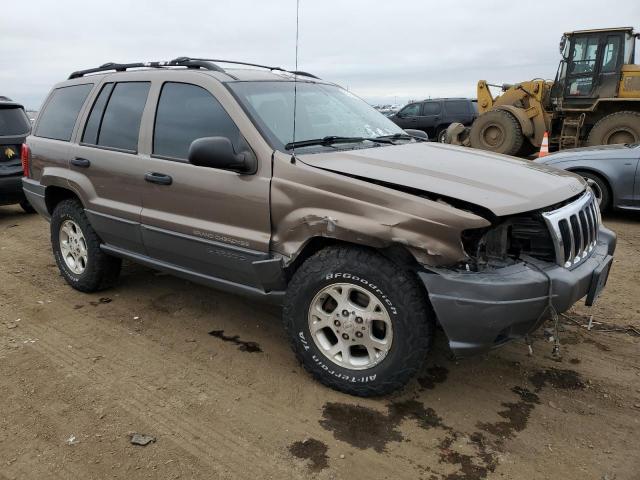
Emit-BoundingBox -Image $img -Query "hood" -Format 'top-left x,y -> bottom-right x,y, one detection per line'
298,142 -> 586,217
536,143 -> 639,164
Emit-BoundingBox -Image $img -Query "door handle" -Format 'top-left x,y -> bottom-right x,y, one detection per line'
144,172 -> 172,185
71,157 -> 91,168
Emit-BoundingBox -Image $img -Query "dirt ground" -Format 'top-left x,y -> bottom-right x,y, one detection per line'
1,205 -> 639,480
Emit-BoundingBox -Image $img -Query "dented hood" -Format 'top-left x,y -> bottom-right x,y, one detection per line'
297,142 -> 586,216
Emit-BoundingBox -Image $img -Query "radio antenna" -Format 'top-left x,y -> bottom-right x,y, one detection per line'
291,0 -> 300,161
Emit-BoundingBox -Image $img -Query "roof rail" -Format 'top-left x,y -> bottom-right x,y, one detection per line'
184,57 -> 320,79
68,57 -> 320,80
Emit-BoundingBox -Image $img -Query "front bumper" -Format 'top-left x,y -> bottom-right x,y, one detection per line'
0,174 -> 26,205
419,226 -> 616,357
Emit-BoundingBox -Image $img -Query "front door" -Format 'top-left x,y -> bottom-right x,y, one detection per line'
139,81 -> 272,288
393,103 -> 421,130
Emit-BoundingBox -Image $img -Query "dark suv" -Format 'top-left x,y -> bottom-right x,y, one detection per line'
391,98 -> 477,143
0,97 -> 33,212
22,58 -> 615,396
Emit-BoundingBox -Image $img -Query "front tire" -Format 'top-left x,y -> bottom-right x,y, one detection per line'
19,199 -> 36,214
51,199 -> 121,292
283,246 -> 434,397
469,109 -> 524,156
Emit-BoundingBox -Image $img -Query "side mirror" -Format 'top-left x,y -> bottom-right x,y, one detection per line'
188,137 -> 256,174
395,112 -> 404,118
404,129 -> 429,141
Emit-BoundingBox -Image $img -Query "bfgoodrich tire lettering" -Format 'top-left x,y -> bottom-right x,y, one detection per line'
283,246 -> 434,396
51,199 -> 121,292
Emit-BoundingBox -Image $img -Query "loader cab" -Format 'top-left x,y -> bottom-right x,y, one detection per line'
551,27 -> 637,107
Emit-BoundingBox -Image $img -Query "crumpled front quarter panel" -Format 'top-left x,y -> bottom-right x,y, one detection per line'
270,151 -> 490,266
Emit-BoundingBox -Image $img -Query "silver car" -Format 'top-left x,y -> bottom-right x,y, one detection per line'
535,143 -> 640,212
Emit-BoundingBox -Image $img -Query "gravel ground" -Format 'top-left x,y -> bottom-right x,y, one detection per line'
1,205 -> 639,480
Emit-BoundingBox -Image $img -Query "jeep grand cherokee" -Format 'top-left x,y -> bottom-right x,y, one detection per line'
22,58 -> 616,396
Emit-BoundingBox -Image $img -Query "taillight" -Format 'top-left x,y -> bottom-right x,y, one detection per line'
21,144 -> 30,177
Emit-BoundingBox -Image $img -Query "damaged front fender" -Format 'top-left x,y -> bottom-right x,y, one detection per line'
270,151 -> 491,266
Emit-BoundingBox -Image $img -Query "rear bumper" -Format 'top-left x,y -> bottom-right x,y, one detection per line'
418,226 -> 617,357
0,174 -> 26,205
21,178 -> 49,220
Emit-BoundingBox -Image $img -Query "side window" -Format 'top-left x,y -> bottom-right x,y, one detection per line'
35,84 -> 93,141
96,82 -> 150,151
153,82 -> 241,160
444,101 -> 470,115
422,102 -> 441,115
601,36 -> 621,73
399,103 -> 421,117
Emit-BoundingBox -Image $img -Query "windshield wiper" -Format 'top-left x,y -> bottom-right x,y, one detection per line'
376,133 -> 427,142
284,135 -> 394,151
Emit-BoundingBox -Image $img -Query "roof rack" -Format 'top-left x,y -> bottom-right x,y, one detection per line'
68,57 -> 320,80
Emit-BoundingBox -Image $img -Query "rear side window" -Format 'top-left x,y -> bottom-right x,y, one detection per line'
0,107 -> 31,136
153,82 -> 241,160
35,84 -> 93,141
82,83 -> 114,145
93,82 -> 150,151
445,101 -> 470,115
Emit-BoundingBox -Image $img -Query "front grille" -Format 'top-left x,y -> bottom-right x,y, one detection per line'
542,190 -> 600,268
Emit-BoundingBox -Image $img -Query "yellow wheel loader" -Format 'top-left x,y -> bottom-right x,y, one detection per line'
451,27 -> 640,156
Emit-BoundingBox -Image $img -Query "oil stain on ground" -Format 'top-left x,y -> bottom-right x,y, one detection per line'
477,386 -> 540,441
319,400 -> 446,453
288,438 -> 329,472
208,330 -> 262,353
528,368 -> 585,391
439,432 -> 497,480
417,365 -> 449,390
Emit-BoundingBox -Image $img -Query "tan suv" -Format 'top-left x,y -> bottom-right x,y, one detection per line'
22,58 -> 616,396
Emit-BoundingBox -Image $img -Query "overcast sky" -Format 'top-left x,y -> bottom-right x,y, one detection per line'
2,0 -> 639,109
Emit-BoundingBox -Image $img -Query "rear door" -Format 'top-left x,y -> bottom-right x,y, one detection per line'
70,79 -> 151,254
416,101 -> 441,138
138,79 -> 272,288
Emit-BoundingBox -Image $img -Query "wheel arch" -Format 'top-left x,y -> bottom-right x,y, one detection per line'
566,167 -> 614,204
45,185 -> 82,215
283,236 -> 423,282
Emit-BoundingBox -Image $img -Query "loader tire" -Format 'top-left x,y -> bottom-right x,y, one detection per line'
586,111 -> 640,146
469,109 -> 524,156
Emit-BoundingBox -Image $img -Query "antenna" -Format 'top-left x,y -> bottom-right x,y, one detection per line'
291,0 -> 300,162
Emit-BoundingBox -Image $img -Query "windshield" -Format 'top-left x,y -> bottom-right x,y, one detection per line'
228,81 -> 404,151
0,106 -> 31,136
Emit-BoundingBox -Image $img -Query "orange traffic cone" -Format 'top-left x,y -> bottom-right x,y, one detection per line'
538,131 -> 550,158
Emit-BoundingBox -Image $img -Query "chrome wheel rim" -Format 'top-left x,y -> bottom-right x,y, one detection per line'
586,178 -> 603,206
59,219 -> 88,274
308,283 -> 393,370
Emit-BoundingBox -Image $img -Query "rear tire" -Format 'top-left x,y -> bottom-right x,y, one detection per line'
586,111 -> 640,146
51,199 -> 121,292
469,109 -> 524,156
283,246 -> 434,397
